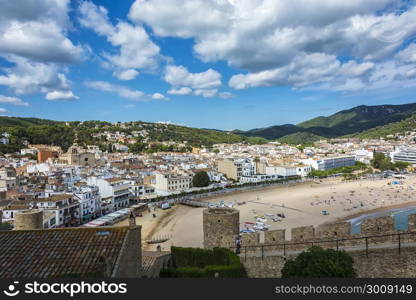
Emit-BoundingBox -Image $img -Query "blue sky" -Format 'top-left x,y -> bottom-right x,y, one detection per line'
0,0 -> 416,130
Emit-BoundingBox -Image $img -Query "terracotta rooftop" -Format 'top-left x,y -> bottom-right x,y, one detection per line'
104,177 -> 122,183
0,226 -> 133,278
36,194 -> 72,202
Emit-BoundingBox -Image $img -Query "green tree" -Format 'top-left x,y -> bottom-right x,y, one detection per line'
281,246 -> 357,278
129,142 -> 147,153
192,171 -> 210,187
393,161 -> 410,170
371,152 -> 393,171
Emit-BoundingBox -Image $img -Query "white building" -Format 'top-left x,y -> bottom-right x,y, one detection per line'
266,166 -> 297,177
302,155 -> 356,171
0,133 -> 9,145
295,165 -> 312,177
20,148 -> 38,156
126,180 -> 156,200
391,147 -> 416,165
113,144 -> 129,152
153,172 -> 192,193
239,174 -> 280,183
35,194 -> 81,227
86,177 -> 130,212
73,185 -> 102,223
354,149 -> 374,164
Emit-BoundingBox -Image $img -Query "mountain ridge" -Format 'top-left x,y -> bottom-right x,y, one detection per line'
1,102 -> 416,150
234,102 -> 416,144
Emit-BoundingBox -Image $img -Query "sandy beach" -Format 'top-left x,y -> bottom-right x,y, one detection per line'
117,175 -> 416,250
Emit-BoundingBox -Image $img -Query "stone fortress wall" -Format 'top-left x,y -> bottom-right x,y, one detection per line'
204,211 -> 416,277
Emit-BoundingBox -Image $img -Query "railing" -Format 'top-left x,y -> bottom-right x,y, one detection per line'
230,231 -> 416,261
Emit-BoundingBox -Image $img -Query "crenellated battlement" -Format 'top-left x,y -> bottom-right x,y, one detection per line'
240,214 -> 416,249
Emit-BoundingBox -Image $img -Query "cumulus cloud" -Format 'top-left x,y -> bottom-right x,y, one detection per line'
45,90 -> 79,101
167,87 -> 192,95
0,108 -> 7,115
78,1 -> 160,80
0,95 -> 29,106
395,43 -> 416,65
151,93 -> 168,101
130,0 -> 416,92
113,69 -> 140,81
0,0 -> 83,64
164,65 -> 228,98
0,56 -> 78,100
85,80 -> 167,102
0,1 -> 81,100
164,65 -> 221,89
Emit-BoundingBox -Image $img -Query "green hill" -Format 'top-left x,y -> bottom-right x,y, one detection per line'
0,116 -> 61,127
0,117 -> 268,154
234,124 -> 299,140
277,132 -> 324,145
234,103 -> 416,141
346,114 -> 416,139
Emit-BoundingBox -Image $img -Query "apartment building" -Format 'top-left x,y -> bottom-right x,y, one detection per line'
266,165 -> 297,177
391,147 -> 416,165
217,158 -> 256,181
302,155 -> 356,171
153,172 -> 192,192
127,179 -> 156,201
35,194 -> 81,227
73,185 -> 102,223
86,177 -> 130,212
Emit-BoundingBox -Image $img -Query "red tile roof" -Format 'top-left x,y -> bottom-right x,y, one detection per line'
0,226 -> 132,278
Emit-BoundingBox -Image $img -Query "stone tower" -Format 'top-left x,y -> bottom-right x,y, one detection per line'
14,209 -> 43,230
203,207 -> 239,249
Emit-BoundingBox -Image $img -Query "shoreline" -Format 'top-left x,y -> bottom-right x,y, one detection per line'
194,180 -> 315,202
334,200 -> 416,223
118,175 -> 416,247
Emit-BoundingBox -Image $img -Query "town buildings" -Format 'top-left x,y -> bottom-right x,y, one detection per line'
86,177 -> 131,212
153,172 -> 192,193
391,147 -> 416,165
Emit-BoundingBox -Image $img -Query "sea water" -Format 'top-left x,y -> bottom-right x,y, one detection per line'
349,206 -> 416,234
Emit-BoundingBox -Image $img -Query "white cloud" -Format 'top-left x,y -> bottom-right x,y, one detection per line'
0,0 -> 83,64
130,0 -> 416,92
85,80 -> 167,102
0,56 -> 77,99
164,65 -> 221,89
164,65 -> 225,98
45,90 -> 79,101
0,1 -> 81,101
0,95 -> 29,106
78,1 -> 160,79
113,69 -> 140,81
167,87 -> 192,95
218,92 -> 234,99
0,108 -> 7,115
406,68 -> 416,79
395,43 -> 416,65
151,93 -> 168,101
193,89 -> 218,98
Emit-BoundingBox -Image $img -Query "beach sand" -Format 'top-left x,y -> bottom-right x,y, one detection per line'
117,175 -> 416,250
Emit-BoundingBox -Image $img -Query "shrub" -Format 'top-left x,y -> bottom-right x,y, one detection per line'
281,246 -> 356,278
160,247 -> 246,278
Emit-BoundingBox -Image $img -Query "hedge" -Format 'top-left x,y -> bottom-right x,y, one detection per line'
160,247 -> 246,278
